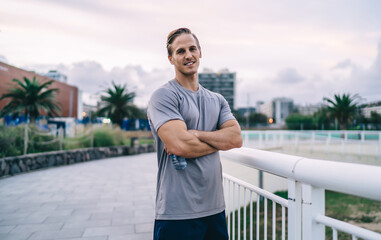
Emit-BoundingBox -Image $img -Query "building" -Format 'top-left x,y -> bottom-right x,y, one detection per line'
259,97 -> 294,126
198,69 -> 236,110
44,70 -> 68,83
0,61 -> 79,118
361,101 -> 381,118
236,107 -> 256,117
295,103 -> 322,116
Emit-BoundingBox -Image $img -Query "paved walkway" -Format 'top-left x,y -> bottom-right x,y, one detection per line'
0,153 -> 158,240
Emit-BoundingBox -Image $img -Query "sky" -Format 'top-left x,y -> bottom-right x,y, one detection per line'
1,0 -> 381,108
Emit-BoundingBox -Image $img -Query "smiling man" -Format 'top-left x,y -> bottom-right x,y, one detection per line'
147,28 -> 242,240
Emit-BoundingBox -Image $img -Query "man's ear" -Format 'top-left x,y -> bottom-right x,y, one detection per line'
168,55 -> 174,65
199,50 -> 202,59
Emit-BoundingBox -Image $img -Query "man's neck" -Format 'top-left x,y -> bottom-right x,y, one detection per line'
174,73 -> 199,92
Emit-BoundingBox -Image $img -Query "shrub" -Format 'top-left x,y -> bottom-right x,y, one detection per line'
285,114 -> 314,130
0,125 -> 24,157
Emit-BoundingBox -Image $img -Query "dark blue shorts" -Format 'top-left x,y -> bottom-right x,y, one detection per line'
153,210 -> 229,240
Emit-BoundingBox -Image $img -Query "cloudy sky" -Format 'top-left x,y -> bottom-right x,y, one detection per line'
1,0 -> 381,108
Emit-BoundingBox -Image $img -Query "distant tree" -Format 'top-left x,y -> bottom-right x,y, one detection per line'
232,110 -> 245,124
323,93 -> 359,130
313,107 -> 332,130
97,81 -> 144,127
232,111 -> 268,129
248,112 -> 268,125
0,76 -> 61,123
368,111 -> 381,130
285,114 -> 314,130
369,111 -> 381,123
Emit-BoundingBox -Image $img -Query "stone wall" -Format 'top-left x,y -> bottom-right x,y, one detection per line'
0,144 -> 155,178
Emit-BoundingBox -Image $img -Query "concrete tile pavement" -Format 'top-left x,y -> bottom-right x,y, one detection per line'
0,153 -> 158,240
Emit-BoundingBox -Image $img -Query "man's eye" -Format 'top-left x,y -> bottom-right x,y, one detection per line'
177,50 -> 184,54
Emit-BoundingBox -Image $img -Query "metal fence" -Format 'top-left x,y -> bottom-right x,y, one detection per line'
22,124 -> 94,154
221,147 -> 381,240
241,130 -> 381,159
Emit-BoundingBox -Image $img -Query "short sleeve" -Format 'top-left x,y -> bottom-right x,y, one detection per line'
147,87 -> 184,132
217,94 -> 235,128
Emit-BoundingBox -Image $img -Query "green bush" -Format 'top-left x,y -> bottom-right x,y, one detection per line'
0,124 -> 148,157
0,125 -> 59,157
63,134 -> 91,150
92,126 -> 131,147
0,125 -> 24,157
27,125 -> 59,154
93,127 -> 117,147
285,114 -> 315,130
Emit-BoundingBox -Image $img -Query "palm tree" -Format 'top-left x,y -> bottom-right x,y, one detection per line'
97,81 -> 143,127
323,93 -> 359,130
0,76 -> 61,123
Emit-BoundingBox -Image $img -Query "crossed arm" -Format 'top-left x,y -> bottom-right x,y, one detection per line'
157,119 -> 243,158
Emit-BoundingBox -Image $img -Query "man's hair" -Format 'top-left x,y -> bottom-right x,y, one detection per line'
167,28 -> 201,56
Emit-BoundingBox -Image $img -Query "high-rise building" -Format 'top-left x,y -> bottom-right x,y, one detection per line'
259,97 -> 294,126
295,103 -> 322,116
198,69 -> 236,110
361,101 -> 381,118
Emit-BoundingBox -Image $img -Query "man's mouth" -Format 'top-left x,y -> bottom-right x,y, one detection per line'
184,61 -> 195,66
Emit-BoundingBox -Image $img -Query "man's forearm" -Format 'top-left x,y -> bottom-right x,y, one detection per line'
175,132 -> 218,158
189,121 -> 243,151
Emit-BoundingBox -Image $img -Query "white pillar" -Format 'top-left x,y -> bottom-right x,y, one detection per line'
302,184 -> 325,240
288,180 -> 302,240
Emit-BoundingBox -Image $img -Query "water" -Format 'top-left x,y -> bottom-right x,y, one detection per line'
171,154 -> 187,170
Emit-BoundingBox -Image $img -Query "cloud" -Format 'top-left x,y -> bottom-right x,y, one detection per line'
51,61 -> 173,107
329,42 -> 381,103
272,68 -> 305,84
0,55 -> 8,63
331,59 -> 354,70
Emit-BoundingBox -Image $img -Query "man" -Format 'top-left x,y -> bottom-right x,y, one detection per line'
147,28 -> 242,240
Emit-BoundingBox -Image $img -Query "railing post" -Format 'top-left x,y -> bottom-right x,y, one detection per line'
59,127 -> 63,151
24,124 -> 28,155
265,131 -> 269,146
310,132 -> 315,153
90,125 -> 94,148
358,131 -> 364,158
259,131 -> 263,148
302,184 -> 325,240
325,132 -> 331,155
288,179 -> 302,240
377,133 -> 381,159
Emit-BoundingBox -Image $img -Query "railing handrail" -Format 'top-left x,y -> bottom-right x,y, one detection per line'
241,130 -> 381,134
315,215 -> 381,240
221,147 -> 381,201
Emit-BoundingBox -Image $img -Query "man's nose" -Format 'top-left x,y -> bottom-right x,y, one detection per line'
185,50 -> 192,59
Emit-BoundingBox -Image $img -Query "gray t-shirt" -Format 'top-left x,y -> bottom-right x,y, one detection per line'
147,79 -> 235,220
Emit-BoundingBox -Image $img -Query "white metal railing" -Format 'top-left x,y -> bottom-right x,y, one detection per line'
221,147 -> 381,240
224,174 -> 288,240
241,130 -> 381,159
